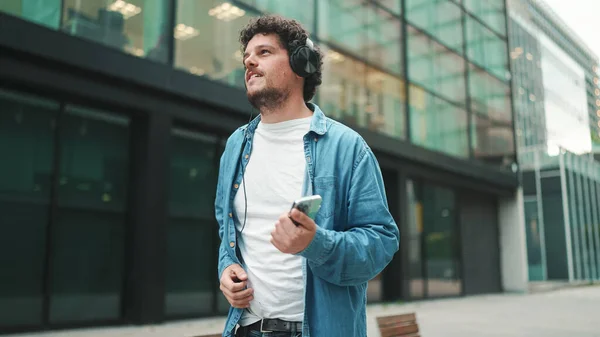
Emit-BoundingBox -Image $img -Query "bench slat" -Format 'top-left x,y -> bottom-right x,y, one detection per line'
379,322 -> 419,337
377,313 -> 416,326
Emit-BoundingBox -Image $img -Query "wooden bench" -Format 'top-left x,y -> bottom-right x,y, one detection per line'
377,312 -> 420,337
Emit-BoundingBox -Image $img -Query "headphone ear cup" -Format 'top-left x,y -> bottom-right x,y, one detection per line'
290,45 -> 319,78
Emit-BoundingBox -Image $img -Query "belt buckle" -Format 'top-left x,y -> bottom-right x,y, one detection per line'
260,319 -> 272,333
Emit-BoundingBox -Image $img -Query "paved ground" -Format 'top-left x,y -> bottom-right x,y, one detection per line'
6,285 -> 600,337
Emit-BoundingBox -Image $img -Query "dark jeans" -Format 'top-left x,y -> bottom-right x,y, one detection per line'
235,327 -> 301,337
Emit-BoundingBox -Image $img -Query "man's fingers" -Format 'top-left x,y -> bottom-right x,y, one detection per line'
220,284 -> 253,301
279,214 -> 298,234
290,208 -> 315,229
221,287 -> 254,308
228,279 -> 248,292
231,293 -> 254,308
229,264 -> 248,281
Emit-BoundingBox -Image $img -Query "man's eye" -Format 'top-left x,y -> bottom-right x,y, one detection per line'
261,49 -> 270,55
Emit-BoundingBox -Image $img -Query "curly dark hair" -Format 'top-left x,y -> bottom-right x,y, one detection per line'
239,14 -> 323,102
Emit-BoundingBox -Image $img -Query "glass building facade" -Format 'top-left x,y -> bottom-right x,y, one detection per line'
520,146 -> 600,282
0,0 -> 519,333
508,0 -> 600,282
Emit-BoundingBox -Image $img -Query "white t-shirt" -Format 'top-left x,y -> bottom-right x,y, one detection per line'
233,116 -> 311,326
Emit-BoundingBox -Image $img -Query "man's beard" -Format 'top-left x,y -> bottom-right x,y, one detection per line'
247,86 -> 290,112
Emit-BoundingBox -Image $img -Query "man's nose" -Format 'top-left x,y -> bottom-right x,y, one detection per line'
244,54 -> 257,69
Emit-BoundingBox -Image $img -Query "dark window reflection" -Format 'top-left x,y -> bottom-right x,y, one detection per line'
407,179 -> 462,298
50,106 -> 130,323
0,90 -> 58,327
165,128 -> 220,316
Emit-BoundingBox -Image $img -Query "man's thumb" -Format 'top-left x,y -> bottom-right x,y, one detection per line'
231,265 -> 247,280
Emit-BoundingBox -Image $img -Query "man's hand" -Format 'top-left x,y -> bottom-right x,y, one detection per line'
219,264 -> 253,308
270,208 -> 317,254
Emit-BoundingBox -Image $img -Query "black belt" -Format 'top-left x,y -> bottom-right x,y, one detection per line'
242,318 -> 302,333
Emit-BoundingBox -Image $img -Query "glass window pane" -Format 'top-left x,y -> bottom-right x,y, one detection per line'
469,64 -> 512,122
406,0 -> 463,54
318,0 -> 402,76
320,47 -> 406,139
61,0 -> 170,62
0,0 -> 61,29
422,183 -> 461,297
407,25 -> 466,106
50,106 -> 130,323
365,7 -> 402,76
465,16 -> 508,81
166,127 -> 219,316
175,0 -> 255,87
464,0 -> 506,36
0,90 -> 58,326
406,179 -> 424,299
237,0 -> 314,29
524,199 -> 544,281
471,114 -> 515,166
409,85 -> 469,158
375,0 -> 401,15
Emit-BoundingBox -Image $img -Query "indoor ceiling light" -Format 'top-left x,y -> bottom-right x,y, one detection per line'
174,23 -> 199,40
108,0 -> 141,19
209,2 -> 245,22
190,67 -> 205,76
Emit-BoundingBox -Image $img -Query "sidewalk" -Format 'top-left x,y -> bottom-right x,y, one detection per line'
5,285 -> 600,337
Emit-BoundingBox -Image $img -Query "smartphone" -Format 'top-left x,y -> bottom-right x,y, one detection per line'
290,195 -> 322,222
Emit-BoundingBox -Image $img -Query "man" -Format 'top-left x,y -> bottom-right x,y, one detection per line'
215,15 -> 399,337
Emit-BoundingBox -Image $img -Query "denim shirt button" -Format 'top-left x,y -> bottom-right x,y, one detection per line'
307,156 -> 311,162
229,241 -> 235,248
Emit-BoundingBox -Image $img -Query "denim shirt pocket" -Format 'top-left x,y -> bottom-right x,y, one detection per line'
313,176 -> 337,220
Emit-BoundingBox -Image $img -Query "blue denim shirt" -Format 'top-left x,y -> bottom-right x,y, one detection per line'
215,103 -> 400,336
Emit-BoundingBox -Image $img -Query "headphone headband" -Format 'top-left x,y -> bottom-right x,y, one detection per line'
305,37 -> 314,50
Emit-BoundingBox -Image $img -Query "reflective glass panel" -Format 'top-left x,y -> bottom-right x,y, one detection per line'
0,0 -> 61,29
237,0 -> 314,29
406,0 -> 463,53
0,90 -> 57,327
318,0 -> 402,75
422,183 -> 461,297
464,0 -> 506,36
175,0 -> 256,88
50,106 -> 130,323
406,179 -> 424,299
407,25 -> 466,106
375,0 -> 401,15
320,47 -> 406,139
469,64 -> 512,123
166,127 -> 219,316
407,179 -> 462,298
471,114 -> 515,167
409,85 -> 468,158
61,0 -> 171,62
465,16 -> 508,81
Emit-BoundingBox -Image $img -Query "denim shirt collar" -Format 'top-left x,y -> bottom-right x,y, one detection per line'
242,102 -> 328,139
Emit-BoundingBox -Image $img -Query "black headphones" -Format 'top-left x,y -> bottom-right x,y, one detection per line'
289,37 -> 320,78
